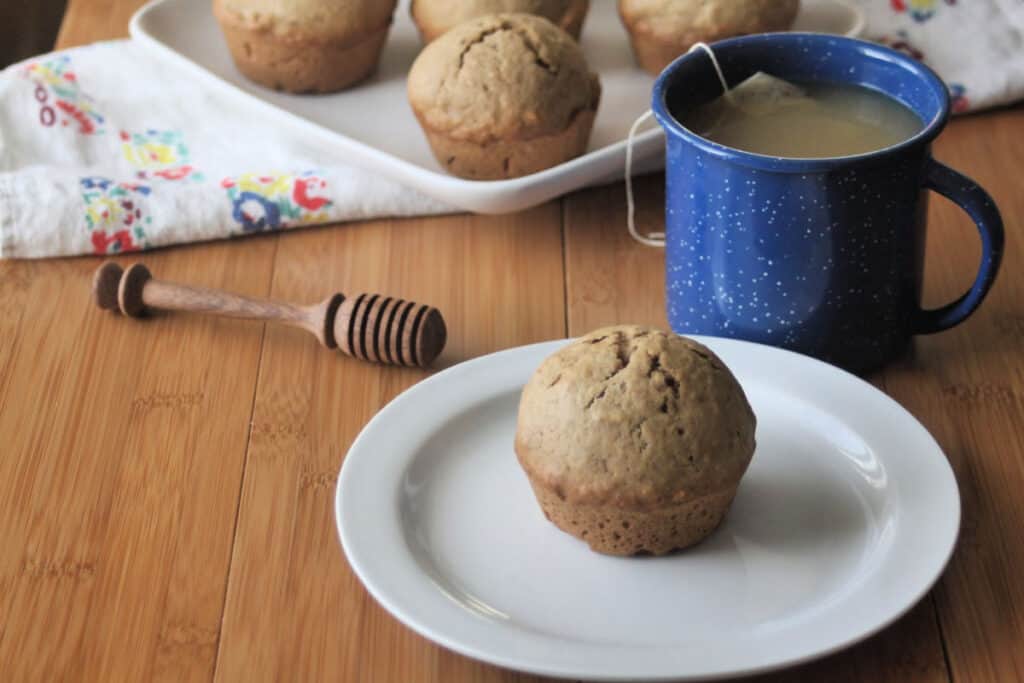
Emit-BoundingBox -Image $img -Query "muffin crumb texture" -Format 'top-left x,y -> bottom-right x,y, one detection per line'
618,0 -> 799,74
407,13 -> 600,179
515,325 -> 756,555
533,484 -> 736,556
213,0 -> 397,93
411,0 -> 589,43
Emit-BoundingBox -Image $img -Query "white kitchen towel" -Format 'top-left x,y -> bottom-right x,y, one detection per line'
0,40 -> 452,258
855,0 -> 1024,113
2,1 -> 1024,259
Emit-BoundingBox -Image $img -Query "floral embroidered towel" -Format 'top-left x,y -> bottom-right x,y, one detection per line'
3,2 -> 1024,259
0,40 -> 451,258
855,0 -> 1024,113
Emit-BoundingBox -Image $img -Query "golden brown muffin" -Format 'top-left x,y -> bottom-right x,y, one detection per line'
515,325 -> 756,556
407,13 -> 601,180
619,0 -> 800,75
213,0 -> 398,93
410,0 -> 589,42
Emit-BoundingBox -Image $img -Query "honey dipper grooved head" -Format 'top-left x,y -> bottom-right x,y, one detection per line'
416,308 -> 447,367
334,294 -> 448,367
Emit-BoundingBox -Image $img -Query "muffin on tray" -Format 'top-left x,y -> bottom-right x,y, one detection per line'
410,0 -> 589,43
515,325 -> 757,556
407,13 -> 601,180
619,0 -> 800,75
213,0 -> 398,93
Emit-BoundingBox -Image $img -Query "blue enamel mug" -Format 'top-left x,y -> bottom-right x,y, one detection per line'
651,33 -> 1004,373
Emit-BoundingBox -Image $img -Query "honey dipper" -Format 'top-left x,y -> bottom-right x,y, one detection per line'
92,262 -> 447,367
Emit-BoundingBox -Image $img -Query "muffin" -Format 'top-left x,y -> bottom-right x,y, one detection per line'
410,0 -> 590,43
213,0 -> 398,93
515,326 -> 756,556
619,0 -> 800,75
407,13 -> 601,180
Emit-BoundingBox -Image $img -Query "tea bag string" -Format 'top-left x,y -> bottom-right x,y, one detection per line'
625,110 -> 662,247
626,42 -> 732,249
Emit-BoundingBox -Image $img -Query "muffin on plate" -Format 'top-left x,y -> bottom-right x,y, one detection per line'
619,0 -> 800,75
407,13 -> 601,180
515,325 -> 756,556
410,0 -> 590,43
213,0 -> 398,93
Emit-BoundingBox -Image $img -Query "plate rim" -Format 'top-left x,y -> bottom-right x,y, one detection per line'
335,336 -> 960,681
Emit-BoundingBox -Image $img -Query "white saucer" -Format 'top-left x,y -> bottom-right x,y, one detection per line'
336,337 -> 957,681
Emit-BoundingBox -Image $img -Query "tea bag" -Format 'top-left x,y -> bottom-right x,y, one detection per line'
726,72 -> 808,114
625,45 -> 814,247
690,72 -> 812,135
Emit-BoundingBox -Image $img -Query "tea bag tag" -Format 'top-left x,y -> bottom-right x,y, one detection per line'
626,42 -> 731,249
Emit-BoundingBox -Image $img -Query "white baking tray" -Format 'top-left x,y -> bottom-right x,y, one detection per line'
129,0 -> 863,213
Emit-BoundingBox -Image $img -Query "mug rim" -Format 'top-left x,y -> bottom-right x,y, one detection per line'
651,32 -> 952,171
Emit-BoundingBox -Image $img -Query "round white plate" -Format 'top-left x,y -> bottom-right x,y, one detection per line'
336,338 -> 958,681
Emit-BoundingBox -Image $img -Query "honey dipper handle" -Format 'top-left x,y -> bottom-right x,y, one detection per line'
141,279 -> 301,322
143,280 -> 343,348
92,262 -> 447,365
94,262 -> 342,348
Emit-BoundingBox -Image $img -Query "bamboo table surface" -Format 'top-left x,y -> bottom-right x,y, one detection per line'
1,1 -> 1022,681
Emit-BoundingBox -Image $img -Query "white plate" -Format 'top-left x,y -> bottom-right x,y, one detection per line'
336,337 -> 959,681
130,0 -> 865,214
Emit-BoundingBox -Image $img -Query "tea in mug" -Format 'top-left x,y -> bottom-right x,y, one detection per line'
681,78 -> 924,158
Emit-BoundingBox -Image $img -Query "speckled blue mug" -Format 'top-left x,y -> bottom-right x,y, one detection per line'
652,33 -> 1004,373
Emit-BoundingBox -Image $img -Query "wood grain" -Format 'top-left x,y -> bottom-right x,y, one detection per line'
560,109 -> 1024,683
882,107 -> 1024,683
212,208 -> 566,682
3,8 -> 274,680
55,0 -> 142,49
0,238 -> 278,681
0,1 -> 1018,681
563,174 -> 952,683
564,174 -> 668,333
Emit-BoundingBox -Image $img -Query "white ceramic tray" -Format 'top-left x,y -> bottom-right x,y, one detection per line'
337,337 -> 958,681
130,0 -> 864,213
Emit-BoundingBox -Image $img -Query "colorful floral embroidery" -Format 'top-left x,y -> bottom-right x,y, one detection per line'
143,165 -> 204,182
221,172 -> 332,232
876,33 -> 970,114
80,177 -> 152,254
120,129 -> 185,167
890,0 -> 956,23
91,229 -> 138,254
948,83 -> 970,114
23,56 -> 105,135
120,129 -> 205,182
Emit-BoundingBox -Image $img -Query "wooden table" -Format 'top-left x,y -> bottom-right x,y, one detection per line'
2,2 -> 1022,681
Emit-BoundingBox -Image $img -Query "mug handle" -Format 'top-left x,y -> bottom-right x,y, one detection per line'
913,159 -> 1005,334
